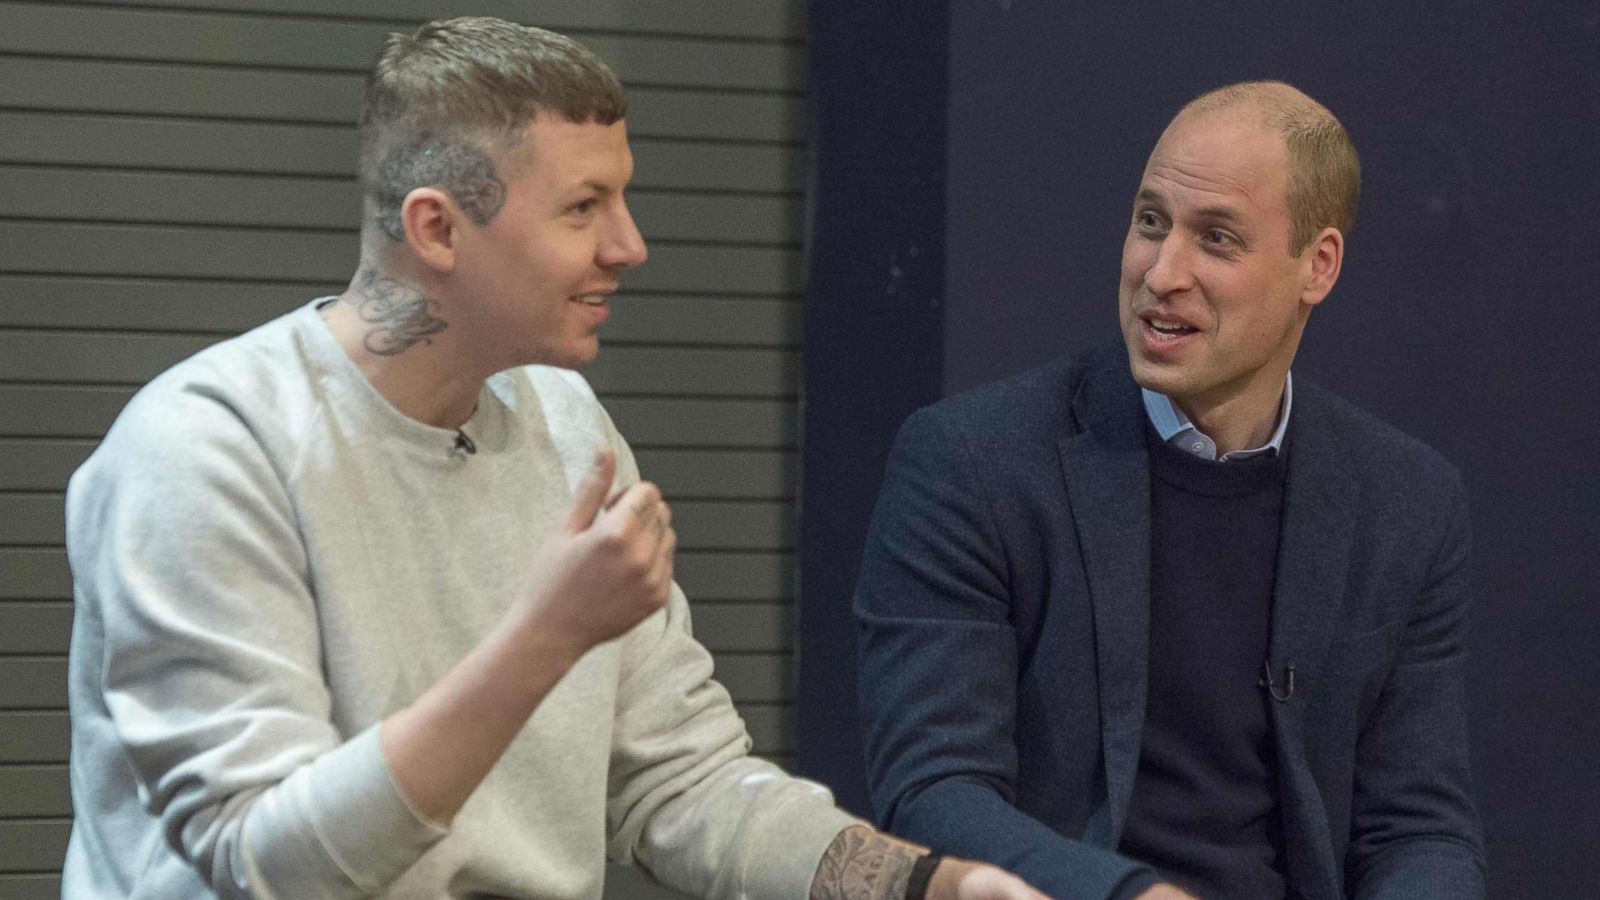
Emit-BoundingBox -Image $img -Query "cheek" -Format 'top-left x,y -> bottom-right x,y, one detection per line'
1119,237 -> 1149,286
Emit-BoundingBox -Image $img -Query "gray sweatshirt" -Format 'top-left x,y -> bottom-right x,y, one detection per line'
62,300 -> 857,899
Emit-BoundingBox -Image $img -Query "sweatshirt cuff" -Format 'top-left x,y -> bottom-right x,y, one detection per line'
252,724 -> 449,894
738,785 -> 863,898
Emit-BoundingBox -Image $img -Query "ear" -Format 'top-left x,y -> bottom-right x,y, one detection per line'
1299,226 -> 1344,307
399,187 -> 460,273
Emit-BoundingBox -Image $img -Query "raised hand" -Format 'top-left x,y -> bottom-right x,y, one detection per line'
514,448 -> 677,656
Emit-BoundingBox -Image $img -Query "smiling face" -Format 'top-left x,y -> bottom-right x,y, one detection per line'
450,115 -> 647,371
1118,108 -> 1334,426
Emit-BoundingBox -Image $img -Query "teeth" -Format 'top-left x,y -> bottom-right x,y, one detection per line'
573,295 -> 606,306
1150,318 -> 1185,331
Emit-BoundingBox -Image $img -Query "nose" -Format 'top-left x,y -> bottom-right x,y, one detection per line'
600,199 -> 649,270
1142,233 -> 1194,298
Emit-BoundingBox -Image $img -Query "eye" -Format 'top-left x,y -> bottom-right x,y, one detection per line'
568,197 -> 598,216
1201,228 -> 1238,251
1134,209 -> 1167,233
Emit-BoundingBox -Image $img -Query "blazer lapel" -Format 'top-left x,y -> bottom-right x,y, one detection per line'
1268,386 -> 1359,899
1057,350 -> 1151,835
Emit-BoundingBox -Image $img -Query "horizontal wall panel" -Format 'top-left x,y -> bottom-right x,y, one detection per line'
0,332 -> 796,398
0,58 -> 802,142
0,496 -> 789,551
670,501 -> 792,551
674,551 -> 792,602
586,348 -> 798,399
690,603 -> 791,653
632,193 -> 799,247
0,386 -> 137,437
0,278 -> 799,347
0,550 -> 72,599
0,166 -> 358,230
68,0 -> 803,41
0,276 -> 320,334
0,712 -> 69,762
0,167 -> 799,245
0,110 -> 354,176
713,653 -> 790,703
0,3 -> 803,91
739,703 -> 792,755
0,658 -> 65,709
0,603 -> 71,654
0,440 -> 95,491
1,442 -> 790,498
606,297 -> 800,348
0,765 -> 70,818
0,820 -> 70,870
0,112 -> 805,193
0,332 -> 222,386
0,873 -> 59,900
0,496 -> 62,545
606,398 -> 795,449
632,449 -> 794,500
0,222 -> 801,295
0,387 -> 795,447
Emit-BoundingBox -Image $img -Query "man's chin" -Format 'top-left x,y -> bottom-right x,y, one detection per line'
1126,350 -> 1184,395
518,340 -> 600,371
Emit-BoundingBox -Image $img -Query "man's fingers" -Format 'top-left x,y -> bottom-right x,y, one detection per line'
651,527 -> 677,588
565,448 -> 616,532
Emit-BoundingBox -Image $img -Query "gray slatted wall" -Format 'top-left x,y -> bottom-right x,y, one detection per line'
0,2 -> 806,896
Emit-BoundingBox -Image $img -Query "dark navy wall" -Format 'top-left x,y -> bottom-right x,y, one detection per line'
804,3 -> 1599,895
798,0 -> 947,817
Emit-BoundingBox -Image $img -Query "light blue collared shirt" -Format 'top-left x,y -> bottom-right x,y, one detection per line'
1141,372 -> 1293,462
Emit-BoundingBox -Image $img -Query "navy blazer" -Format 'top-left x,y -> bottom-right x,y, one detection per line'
854,345 -> 1484,900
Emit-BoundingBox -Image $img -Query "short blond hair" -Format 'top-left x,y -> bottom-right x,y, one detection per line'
359,17 -> 627,240
1181,81 -> 1360,254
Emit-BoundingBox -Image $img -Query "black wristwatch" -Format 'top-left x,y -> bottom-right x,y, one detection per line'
906,853 -> 943,900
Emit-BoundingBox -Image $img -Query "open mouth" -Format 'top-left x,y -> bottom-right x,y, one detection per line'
571,294 -> 608,307
1144,317 -> 1198,341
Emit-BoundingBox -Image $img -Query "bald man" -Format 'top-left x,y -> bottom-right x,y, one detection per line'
855,82 -> 1484,900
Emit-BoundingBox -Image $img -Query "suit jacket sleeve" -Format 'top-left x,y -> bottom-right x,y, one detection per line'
1347,470 -> 1486,898
854,406 -> 1151,900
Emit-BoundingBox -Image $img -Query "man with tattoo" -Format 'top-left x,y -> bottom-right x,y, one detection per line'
62,17 -> 1046,900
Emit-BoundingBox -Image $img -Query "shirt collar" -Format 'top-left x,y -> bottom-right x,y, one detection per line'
1140,372 -> 1293,462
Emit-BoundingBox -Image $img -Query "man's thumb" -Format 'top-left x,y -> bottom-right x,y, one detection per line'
566,448 -> 615,532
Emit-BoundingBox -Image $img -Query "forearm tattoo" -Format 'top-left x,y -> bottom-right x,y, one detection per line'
347,267 -> 448,356
810,825 -> 925,900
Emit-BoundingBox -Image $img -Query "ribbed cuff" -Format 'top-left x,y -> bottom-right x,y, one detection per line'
737,785 -> 863,899
247,724 -> 449,895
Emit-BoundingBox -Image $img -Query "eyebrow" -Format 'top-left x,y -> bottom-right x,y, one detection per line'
1136,187 -> 1246,226
1134,187 -> 1166,208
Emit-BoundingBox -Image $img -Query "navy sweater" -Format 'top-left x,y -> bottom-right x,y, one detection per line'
1117,426 -> 1290,900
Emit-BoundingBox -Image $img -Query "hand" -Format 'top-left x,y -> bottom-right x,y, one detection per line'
515,448 -> 676,656
1135,885 -> 1199,900
929,857 -> 1051,900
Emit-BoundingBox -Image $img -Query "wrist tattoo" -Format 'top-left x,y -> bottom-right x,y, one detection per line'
810,825 -> 924,900
348,267 -> 448,356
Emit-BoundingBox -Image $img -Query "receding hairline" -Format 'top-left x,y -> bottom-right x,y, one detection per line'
1176,80 -> 1335,131
1158,79 -> 1360,253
